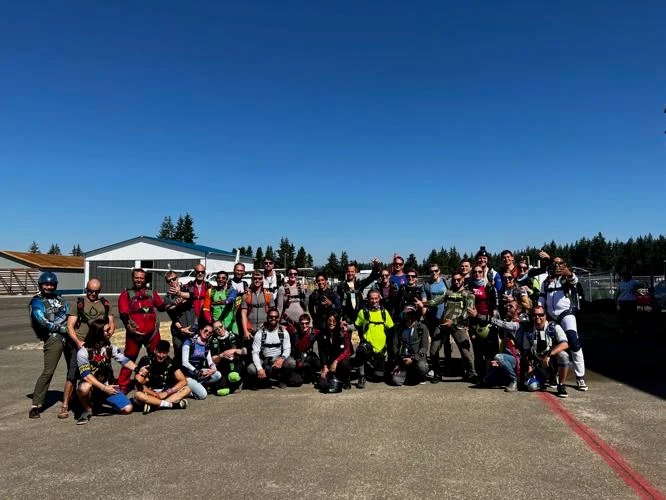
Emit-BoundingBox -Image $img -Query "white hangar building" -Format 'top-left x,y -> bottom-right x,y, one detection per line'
85,236 -> 254,294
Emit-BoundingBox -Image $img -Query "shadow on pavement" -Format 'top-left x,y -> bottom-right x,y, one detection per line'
579,310 -> 665,400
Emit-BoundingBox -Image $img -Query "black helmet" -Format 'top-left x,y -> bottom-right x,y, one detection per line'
38,271 -> 58,296
325,373 -> 343,393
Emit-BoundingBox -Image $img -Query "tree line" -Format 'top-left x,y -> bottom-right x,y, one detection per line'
28,242 -> 83,256
154,215 -> 666,278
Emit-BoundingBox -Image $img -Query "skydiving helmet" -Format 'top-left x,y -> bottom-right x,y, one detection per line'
38,271 -> 58,296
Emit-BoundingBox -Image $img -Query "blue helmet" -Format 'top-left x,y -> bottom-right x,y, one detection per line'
38,272 -> 58,294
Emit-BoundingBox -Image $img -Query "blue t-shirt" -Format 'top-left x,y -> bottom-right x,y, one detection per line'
427,279 -> 447,321
390,274 -> 407,289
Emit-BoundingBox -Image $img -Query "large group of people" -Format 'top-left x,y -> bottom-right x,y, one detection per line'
27,247 -> 590,424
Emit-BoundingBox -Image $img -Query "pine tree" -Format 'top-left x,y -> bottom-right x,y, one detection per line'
174,215 -> 185,241
47,243 -> 61,255
339,251 -> 349,280
324,252 -> 340,280
405,253 -> 418,271
277,237 -> 295,269
28,241 -> 40,254
180,213 -> 196,243
71,244 -> 83,256
245,245 -> 253,257
265,245 -> 275,262
254,247 -> 264,268
306,253 -> 314,268
157,216 -> 175,240
295,247 -> 308,268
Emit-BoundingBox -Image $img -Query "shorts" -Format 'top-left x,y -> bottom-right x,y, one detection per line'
105,392 -> 132,411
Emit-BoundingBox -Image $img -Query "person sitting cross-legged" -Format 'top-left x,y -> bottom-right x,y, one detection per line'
133,340 -> 191,414
181,324 -> 222,399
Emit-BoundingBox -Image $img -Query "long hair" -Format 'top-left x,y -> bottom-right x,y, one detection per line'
83,318 -> 110,349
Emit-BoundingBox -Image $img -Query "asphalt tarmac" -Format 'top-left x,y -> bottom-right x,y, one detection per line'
1,296 -> 664,499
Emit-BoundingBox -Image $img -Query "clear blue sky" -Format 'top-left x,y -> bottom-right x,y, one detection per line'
1,1 -> 664,265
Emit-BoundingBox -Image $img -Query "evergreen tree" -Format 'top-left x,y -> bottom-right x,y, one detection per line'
405,253 -> 419,271
174,215 -> 185,241
180,213 -> 196,243
245,245 -> 253,257
277,237 -> 296,269
47,243 -> 61,255
324,252 -> 340,279
157,216 -> 175,240
265,245 -> 275,262
339,251 -> 349,280
306,253 -> 314,268
295,246 -> 308,268
28,241 -> 40,254
254,247 -> 264,268
71,244 -> 83,256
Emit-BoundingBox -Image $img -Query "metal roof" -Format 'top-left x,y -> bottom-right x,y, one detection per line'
85,236 -> 240,258
0,251 -> 84,269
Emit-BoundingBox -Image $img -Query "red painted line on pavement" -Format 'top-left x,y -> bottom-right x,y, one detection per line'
538,392 -> 664,500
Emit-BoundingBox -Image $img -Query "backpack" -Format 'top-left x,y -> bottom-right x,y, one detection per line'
361,307 -> 387,335
260,328 -> 286,357
75,297 -> 110,329
127,288 -> 157,314
245,288 -> 273,313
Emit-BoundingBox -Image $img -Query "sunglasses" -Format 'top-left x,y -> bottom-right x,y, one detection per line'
381,274 -> 390,278
473,270 -> 484,274
288,272 -> 298,276
452,278 -> 463,282
253,277 -> 263,281
533,313 -> 546,318
408,274 -> 417,278
268,316 -> 280,320
503,276 -> 514,281
195,271 -> 205,275
430,270 -> 439,274
166,277 -> 178,283
394,262 -> 404,266
519,266 -> 528,271
86,288 -> 100,294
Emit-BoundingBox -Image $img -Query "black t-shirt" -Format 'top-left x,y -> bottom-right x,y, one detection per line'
137,355 -> 178,389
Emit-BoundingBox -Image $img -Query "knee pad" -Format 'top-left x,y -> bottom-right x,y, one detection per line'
565,330 -> 581,352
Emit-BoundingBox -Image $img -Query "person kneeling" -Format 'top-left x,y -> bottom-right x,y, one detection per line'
391,306 -> 430,386
318,312 -> 353,392
247,308 -> 295,388
209,321 -> 246,396
181,324 -> 222,399
134,340 -> 191,414
75,319 -> 136,425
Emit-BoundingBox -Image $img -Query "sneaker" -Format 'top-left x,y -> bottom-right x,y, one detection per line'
177,399 -> 188,409
76,411 -> 92,425
278,382 -> 287,389
356,376 -> 367,389
227,371 -> 242,384
342,382 -> 352,390
504,380 -> 518,392
142,404 -> 152,415
57,406 -> 69,419
430,376 -> 440,384
419,380 -> 427,385
557,384 -> 569,398
28,407 -> 40,419
426,369 -> 434,379
576,378 -> 589,391
216,388 -> 231,397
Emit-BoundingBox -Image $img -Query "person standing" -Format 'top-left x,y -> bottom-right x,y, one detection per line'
616,271 -> 641,335
117,268 -> 166,393
28,272 -> 70,419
